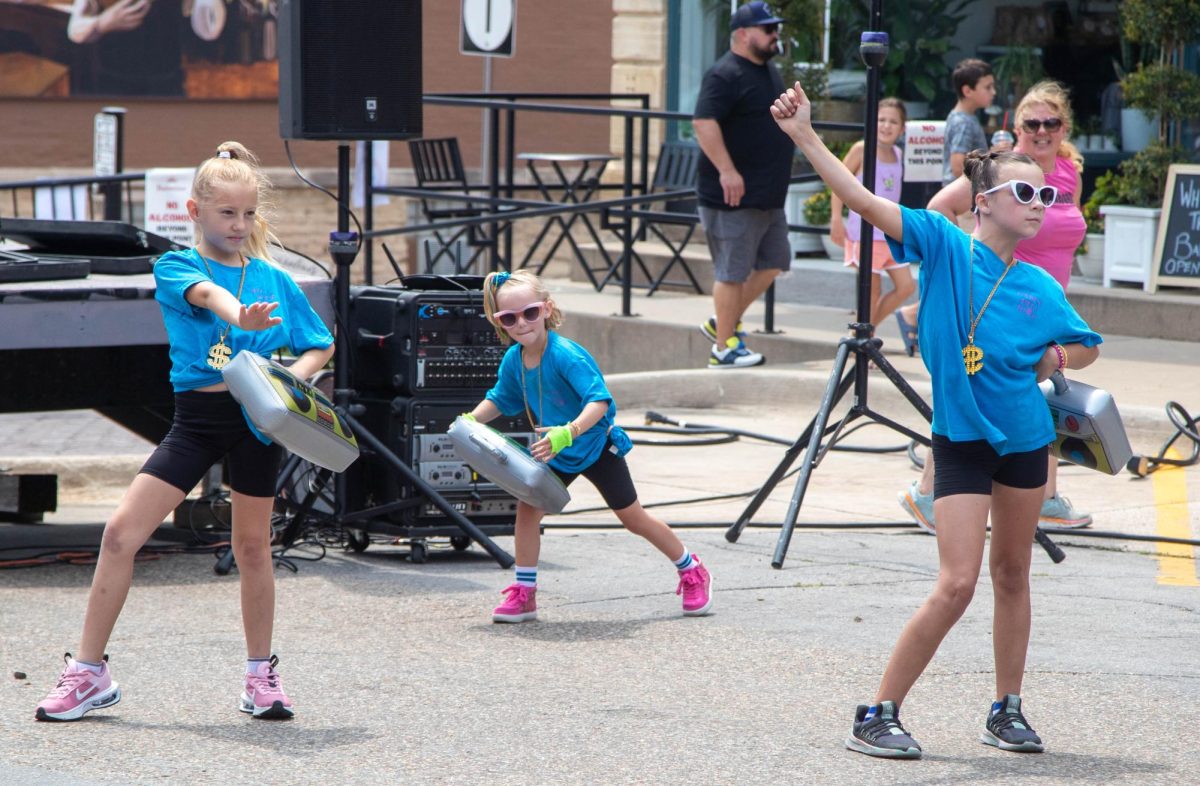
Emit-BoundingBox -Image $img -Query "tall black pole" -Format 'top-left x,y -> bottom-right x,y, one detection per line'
330,143 -> 355,519
853,10 -> 889,409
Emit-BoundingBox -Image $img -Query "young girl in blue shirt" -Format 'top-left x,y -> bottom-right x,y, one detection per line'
772,83 -> 1101,759
36,142 -> 334,722
466,270 -> 713,623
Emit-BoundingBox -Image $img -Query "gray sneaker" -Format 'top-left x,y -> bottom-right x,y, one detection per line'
981,694 -> 1044,753
898,480 -> 936,534
1039,494 -> 1092,528
845,700 -> 922,759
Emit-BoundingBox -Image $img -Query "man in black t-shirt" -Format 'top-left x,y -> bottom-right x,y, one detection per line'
693,1 -> 795,370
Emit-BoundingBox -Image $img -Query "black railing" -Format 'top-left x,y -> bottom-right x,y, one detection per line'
0,172 -> 143,224
364,92 -> 861,320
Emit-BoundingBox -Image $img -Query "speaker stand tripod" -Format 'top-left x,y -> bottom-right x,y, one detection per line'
723,17 -> 1064,569
251,144 -> 515,571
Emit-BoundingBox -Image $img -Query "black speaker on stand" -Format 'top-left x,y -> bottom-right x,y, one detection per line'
278,0 -> 423,140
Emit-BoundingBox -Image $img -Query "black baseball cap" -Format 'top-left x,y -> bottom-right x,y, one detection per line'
730,1 -> 784,30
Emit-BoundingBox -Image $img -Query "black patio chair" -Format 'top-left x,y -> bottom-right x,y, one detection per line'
407,138 -> 503,274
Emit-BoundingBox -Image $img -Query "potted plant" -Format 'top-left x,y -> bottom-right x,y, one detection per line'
1100,143 -> 1194,288
876,0 -> 973,119
1118,0 -> 1200,149
1101,0 -> 1200,289
992,45 -> 1045,110
801,186 -> 843,259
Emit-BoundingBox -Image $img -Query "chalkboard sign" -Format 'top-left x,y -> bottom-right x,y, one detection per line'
1150,164 -> 1200,291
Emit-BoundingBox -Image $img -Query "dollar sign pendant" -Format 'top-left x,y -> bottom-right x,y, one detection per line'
207,341 -> 232,370
962,343 -> 984,375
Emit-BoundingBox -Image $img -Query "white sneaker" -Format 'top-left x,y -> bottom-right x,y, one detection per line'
708,341 -> 764,369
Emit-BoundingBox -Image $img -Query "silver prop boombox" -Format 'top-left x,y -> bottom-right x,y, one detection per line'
1039,371 -> 1132,475
222,351 -> 360,473
447,415 -> 571,514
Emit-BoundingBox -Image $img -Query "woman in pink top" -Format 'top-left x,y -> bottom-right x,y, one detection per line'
898,81 -> 1093,533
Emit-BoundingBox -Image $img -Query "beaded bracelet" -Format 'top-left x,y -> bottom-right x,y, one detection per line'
1051,343 -> 1068,371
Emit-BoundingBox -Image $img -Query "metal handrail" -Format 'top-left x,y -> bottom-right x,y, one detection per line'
0,172 -> 143,223
366,92 -> 861,320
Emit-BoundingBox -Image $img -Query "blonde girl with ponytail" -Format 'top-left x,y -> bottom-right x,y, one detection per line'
35,142 -> 335,723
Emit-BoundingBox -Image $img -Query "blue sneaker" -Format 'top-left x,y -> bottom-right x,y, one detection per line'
845,701 -> 922,759
1039,494 -> 1092,528
700,315 -> 747,343
898,480 -> 936,534
982,694 -> 1044,753
708,339 -> 763,369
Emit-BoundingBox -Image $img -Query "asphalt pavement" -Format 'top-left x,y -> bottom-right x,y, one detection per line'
1,268 -> 1198,785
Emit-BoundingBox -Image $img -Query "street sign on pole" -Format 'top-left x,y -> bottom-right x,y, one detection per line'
461,0 -> 515,58
93,113 -> 119,177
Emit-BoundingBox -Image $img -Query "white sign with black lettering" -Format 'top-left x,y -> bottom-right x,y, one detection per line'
461,0 -> 515,57
94,113 -> 118,177
144,168 -> 197,246
903,120 -> 946,183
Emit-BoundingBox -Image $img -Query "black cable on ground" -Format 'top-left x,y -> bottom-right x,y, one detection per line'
1127,401 -> 1200,477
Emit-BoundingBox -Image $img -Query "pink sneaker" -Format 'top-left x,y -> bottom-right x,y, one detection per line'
677,557 -> 713,616
239,655 -> 294,719
35,653 -> 121,721
492,583 -> 538,623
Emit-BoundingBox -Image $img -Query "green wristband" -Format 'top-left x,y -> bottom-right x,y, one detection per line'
461,412 -> 477,422
547,425 -> 573,454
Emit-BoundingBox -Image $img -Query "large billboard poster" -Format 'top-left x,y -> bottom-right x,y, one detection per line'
0,0 -> 279,99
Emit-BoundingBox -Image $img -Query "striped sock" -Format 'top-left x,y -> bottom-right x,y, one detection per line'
863,705 -> 878,722
514,565 -> 537,587
673,549 -> 694,571
246,657 -> 270,675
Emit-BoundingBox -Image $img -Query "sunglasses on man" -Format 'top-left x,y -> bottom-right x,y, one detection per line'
758,23 -> 780,34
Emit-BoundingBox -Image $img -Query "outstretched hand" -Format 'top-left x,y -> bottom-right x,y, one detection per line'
770,81 -> 813,140
238,301 -> 282,331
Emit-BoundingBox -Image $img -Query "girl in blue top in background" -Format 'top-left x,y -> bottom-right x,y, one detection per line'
771,83 -> 1101,759
466,270 -> 713,623
35,142 -> 334,723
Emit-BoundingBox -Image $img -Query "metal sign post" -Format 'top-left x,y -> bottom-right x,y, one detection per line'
93,106 -> 125,220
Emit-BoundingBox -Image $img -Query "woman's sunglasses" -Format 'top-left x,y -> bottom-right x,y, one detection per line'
1020,117 -> 1063,133
981,179 -> 1058,207
493,301 -> 546,328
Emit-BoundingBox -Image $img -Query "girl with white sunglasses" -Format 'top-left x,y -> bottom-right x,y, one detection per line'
771,81 -> 1102,759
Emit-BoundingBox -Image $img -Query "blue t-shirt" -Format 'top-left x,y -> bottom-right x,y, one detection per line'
154,248 -> 334,392
886,207 -> 1102,454
485,331 -> 619,473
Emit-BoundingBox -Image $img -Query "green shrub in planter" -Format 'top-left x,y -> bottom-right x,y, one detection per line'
803,187 -> 832,225
1113,142 -> 1193,208
1082,170 -> 1120,234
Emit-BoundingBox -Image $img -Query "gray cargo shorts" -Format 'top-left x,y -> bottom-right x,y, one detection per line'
698,205 -> 791,284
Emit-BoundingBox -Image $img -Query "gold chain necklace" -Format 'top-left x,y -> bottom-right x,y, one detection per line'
963,237 -> 1018,376
518,342 -> 544,434
198,252 -> 247,370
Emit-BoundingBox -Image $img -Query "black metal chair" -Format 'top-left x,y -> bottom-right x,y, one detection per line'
407,138 -> 502,274
604,140 -> 704,295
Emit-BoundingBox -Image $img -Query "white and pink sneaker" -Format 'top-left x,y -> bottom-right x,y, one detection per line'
492,583 -> 538,623
677,557 -> 713,616
239,655 -> 294,719
35,653 -> 121,721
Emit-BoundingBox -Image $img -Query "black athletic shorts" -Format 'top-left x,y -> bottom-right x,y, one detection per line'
550,439 -> 638,511
931,433 -> 1048,499
140,390 -> 283,498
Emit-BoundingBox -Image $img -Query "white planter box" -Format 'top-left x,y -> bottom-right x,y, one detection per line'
1076,232 -> 1104,284
1100,205 -> 1162,290
785,180 -> 824,254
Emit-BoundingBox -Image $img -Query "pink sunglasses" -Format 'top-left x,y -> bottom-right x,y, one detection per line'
493,301 -> 546,328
